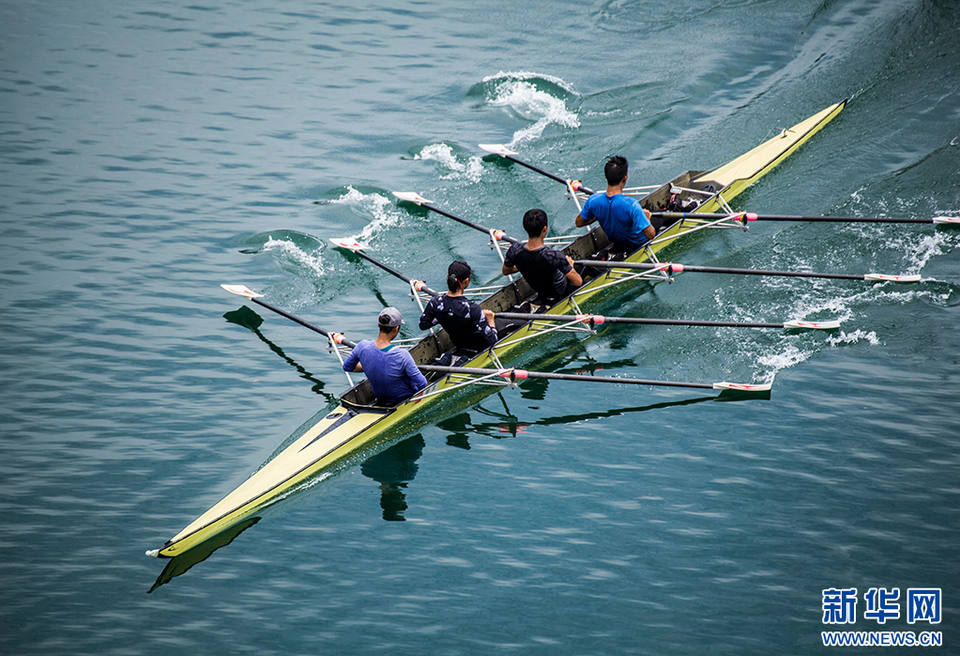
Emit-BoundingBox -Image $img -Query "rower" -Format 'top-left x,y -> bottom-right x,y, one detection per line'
501,208 -> 582,306
419,260 -> 508,354
574,155 -> 657,254
342,307 -> 428,406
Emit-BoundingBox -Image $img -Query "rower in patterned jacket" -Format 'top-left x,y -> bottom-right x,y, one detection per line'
501,208 -> 582,306
419,260 -> 504,354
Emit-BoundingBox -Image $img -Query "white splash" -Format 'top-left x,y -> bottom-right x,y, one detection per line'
262,236 -> 325,276
483,71 -> 581,148
330,186 -> 403,241
827,329 -> 880,347
415,143 -> 484,183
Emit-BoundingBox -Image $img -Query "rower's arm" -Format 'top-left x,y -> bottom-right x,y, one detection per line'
501,263 -> 519,276
575,213 -> 591,228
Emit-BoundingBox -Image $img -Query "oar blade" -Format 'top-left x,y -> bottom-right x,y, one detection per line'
478,143 -> 518,156
392,191 -> 432,205
783,319 -> 842,330
933,216 -> 960,225
221,284 -> 264,299
864,273 -> 922,282
713,381 -> 773,392
329,237 -> 368,252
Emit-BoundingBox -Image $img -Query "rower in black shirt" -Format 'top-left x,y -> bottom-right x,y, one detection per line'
419,260 -> 499,353
501,208 -> 582,305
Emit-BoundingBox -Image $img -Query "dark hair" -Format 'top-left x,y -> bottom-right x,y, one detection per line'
447,260 -> 472,292
522,208 -> 548,238
604,156 -> 628,186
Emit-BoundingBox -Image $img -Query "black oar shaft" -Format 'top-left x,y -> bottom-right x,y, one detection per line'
418,364 -> 713,390
575,259 -> 868,281
351,250 -> 441,296
495,312 -> 784,329
422,203 -> 521,245
652,211 -> 938,224
249,297 -> 357,348
499,153 -> 596,195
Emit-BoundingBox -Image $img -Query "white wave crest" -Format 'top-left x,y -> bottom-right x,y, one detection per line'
483,72 -> 580,148
827,329 -> 880,347
263,236 -> 325,276
415,143 -> 483,183
331,186 -> 403,241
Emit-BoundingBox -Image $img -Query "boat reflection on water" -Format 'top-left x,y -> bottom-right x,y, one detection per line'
148,433 -> 427,592
148,517 -> 262,593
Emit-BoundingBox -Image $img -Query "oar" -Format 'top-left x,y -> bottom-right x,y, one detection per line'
220,284 -> 357,348
418,363 -> 771,393
652,210 -> 960,225
392,192 -> 521,245
329,237 -> 443,297
391,194 -> 919,283
495,312 -> 841,331
576,260 -> 922,283
326,243 -> 842,330
478,144 -> 597,195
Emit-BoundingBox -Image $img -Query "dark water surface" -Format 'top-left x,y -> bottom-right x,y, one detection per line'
2,1 -> 959,654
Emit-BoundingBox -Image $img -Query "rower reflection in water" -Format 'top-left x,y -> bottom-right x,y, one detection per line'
360,434 -> 424,521
502,208 -> 582,306
342,307 -> 428,406
419,260 -> 519,354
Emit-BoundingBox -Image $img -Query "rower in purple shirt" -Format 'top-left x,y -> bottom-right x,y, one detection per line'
343,307 -> 428,406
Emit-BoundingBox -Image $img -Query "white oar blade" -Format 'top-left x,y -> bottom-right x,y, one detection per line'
932,216 -> 960,224
713,381 -> 773,392
478,143 -> 518,156
392,191 -> 432,205
221,284 -> 264,299
329,237 -> 368,252
864,273 -> 922,282
783,319 -> 842,330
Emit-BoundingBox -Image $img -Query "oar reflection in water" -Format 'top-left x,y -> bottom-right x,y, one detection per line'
223,305 -> 338,403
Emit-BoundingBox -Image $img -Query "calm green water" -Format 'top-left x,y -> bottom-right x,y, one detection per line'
2,1 -> 959,654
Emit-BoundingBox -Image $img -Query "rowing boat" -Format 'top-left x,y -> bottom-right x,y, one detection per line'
148,100 -> 846,560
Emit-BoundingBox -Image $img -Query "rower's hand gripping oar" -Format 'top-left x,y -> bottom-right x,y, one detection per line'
478,143 -> 596,199
652,210 -> 960,226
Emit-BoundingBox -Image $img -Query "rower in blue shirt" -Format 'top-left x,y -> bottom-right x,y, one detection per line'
343,307 -> 428,406
575,155 -> 656,253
